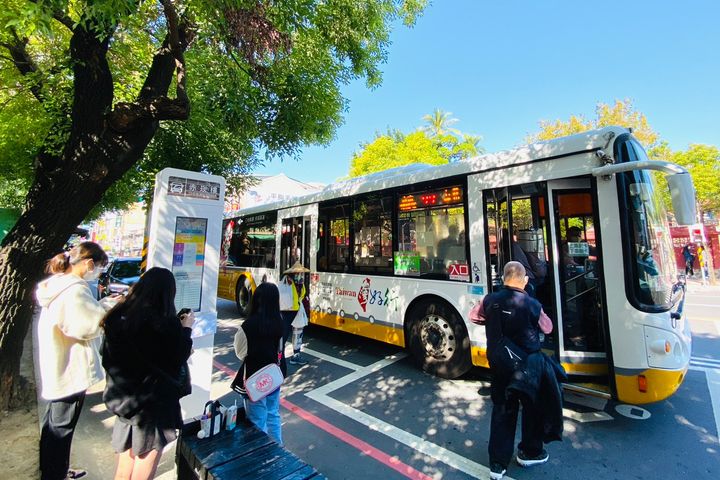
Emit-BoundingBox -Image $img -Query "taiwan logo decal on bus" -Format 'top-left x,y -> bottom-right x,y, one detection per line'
358,278 -> 371,312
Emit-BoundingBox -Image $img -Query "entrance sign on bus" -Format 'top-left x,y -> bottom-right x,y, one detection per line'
146,167 -> 225,419
216,127 -> 698,405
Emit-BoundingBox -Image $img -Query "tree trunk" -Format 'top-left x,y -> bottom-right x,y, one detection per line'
0,125 -> 160,409
0,9 -> 187,409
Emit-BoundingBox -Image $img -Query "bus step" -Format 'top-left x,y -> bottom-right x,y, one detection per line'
563,382 -> 611,399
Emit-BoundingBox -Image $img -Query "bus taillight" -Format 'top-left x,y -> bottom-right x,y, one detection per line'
638,375 -> 648,393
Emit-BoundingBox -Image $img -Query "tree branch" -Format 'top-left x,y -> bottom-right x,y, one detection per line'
111,0 -> 192,132
160,0 -> 189,106
27,0 -> 74,31
1,29 -> 43,103
109,96 -> 189,131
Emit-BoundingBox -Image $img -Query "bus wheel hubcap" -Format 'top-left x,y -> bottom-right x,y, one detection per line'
420,314 -> 455,360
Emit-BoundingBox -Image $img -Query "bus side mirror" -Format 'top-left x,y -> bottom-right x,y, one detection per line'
666,173 -> 696,225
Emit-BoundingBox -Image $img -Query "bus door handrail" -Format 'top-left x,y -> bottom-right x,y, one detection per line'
566,286 -> 598,304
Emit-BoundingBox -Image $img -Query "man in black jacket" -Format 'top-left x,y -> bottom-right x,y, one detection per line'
471,261 -> 554,480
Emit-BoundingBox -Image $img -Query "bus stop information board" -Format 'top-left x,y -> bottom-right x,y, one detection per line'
172,217 -> 208,312
146,168 -> 225,421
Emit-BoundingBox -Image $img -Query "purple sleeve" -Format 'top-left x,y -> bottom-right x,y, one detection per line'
470,300 -> 486,325
538,309 -> 553,334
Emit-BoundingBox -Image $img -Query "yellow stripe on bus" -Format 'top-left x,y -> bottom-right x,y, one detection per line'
471,346 -> 490,368
615,367 -> 687,404
470,347 -> 608,375
310,311 -> 405,347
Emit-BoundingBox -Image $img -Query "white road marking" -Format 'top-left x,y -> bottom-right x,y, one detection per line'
302,350 -> 509,479
690,357 -> 720,370
705,369 -> 720,445
562,408 -> 614,423
307,391 -> 503,479
301,347 -> 363,371
307,353 -> 408,397
301,348 -> 615,478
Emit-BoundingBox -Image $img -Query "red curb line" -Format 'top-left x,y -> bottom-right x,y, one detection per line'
212,359 -> 434,480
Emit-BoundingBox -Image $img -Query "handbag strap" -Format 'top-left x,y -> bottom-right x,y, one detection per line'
241,336 -> 283,383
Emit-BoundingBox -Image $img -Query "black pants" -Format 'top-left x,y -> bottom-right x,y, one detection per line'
281,310 -> 296,348
40,391 -> 86,480
488,389 -> 544,468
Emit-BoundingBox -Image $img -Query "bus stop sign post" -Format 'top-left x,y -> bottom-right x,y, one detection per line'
146,167 -> 226,420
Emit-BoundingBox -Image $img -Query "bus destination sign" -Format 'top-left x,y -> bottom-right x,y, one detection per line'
398,186 -> 463,211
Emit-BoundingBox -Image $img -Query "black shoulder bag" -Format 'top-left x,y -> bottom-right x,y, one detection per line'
486,303 -> 528,378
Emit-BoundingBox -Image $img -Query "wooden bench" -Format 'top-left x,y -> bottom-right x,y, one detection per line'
176,416 -> 324,480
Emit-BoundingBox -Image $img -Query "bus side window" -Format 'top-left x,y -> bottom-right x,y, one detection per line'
319,202 -> 350,272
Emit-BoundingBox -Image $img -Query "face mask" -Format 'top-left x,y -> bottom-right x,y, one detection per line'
83,264 -> 102,281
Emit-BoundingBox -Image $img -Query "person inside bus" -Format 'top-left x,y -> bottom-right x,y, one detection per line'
437,224 -> 462,261
561,226 -> 583,268
562,226 -> 598,271
500,228 -> 545,297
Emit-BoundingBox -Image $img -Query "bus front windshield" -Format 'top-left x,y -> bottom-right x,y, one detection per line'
621,142 -> 676,309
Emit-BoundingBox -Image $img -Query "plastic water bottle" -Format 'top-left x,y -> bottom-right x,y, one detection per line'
226,400 -> 238,431
198,414 -> 210,439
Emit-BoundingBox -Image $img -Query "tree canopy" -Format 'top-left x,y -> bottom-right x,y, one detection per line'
666,144 -> 720,218
526,99 -> 719,218
0,0 -> 427,213
528,99 -> 659,150
349,111 -> 482,177
0,0 -> 428,409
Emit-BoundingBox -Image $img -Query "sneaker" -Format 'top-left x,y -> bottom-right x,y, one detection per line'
489,462 -> 506,479
516,448 -> 549,467
289,355 -> 308,366
66,468 -> 87,479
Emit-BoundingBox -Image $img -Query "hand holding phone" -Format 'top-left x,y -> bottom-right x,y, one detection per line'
178,308 -> 195,328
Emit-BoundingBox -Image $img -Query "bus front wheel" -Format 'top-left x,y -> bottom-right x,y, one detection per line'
406,299 -> 472,379
235,276 -> 252,317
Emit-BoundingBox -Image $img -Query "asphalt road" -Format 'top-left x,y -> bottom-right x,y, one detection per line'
212,282 -> 720,480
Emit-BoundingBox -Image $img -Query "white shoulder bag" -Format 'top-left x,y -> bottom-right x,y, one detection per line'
242,338 -> 284,402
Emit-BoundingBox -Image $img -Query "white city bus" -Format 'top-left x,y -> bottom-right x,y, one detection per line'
218,126 -> 696,404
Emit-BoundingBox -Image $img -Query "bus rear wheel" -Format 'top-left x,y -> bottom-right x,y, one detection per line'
407,299 -> 472,379
235,276 -> 252,317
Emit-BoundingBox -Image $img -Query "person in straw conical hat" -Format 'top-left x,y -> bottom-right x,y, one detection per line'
280,261 -> 310,366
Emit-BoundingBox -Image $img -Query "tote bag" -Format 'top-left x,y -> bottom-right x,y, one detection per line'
278,279 -> 295,311
291,305 -> 308,329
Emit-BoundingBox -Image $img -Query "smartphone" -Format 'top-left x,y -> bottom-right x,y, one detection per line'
178,308 -> 192,318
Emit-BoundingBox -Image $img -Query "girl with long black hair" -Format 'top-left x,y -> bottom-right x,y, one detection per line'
101,267 -> 194,480
233,282 -> 287,444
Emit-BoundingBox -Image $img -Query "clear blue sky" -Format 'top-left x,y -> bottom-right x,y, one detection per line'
255,0 -> 720,184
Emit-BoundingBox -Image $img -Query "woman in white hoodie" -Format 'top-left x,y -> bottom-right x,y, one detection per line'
36,242 -> 112,480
